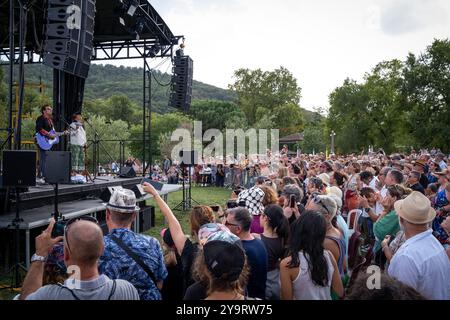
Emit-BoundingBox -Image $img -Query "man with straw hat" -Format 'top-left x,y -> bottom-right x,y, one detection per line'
100,189 -> 167,300
387,191 -> 450,300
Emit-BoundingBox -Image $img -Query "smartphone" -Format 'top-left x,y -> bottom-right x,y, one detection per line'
51,220 -> 66,238
141,178 -> 163,191
290,194 -> 296,208
226,200 -> 238,209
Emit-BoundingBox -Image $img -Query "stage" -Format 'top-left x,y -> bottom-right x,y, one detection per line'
0,177 -> 183,269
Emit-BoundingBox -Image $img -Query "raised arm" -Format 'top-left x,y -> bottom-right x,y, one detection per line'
142,182 -> 187,256
20,219 -> 63,300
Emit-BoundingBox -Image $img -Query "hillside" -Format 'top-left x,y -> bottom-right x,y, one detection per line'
4,63 -> 235,114
2,63 -> 320,121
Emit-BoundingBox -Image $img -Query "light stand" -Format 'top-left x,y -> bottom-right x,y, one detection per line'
173,164 -> 199,211
0,188 -> 28,291
52,183 -> 61,221
83,119 -> 109,182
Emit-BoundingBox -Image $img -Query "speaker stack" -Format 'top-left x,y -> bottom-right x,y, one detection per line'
43,0 -> 96,78
169,55 -> 194,113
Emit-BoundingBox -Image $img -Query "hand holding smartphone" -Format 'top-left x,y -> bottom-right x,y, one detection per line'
290,194 -> 296,208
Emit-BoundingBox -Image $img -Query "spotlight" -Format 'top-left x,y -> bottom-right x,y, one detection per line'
127,0 -> 138,16
148,43 -> 161,58
130,19 -> 145,40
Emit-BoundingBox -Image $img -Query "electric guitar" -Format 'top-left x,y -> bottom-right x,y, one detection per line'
35,130 -> 69,150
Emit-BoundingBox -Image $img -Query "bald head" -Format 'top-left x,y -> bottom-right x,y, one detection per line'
65,220 -> 104,267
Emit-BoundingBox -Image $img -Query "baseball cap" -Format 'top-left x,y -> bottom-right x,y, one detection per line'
203,240 -> 245,281
160,228 -> 175,248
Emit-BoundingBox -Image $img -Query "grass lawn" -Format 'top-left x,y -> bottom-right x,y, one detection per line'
0,186 -> 231,300
144,186 -> 232,239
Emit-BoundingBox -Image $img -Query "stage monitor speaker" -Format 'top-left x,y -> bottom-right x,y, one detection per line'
43,0 -> 96,78
99,186 -> 124,203
45,151 -> 71,184
119,166 -> 136,178
2,150 -> 37,187
169,56 -> 193,113
131,184 -> 146,200
179,150 -> 198,166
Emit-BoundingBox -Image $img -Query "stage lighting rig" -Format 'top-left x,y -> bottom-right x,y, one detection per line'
115,0 -> 139,25
130,17 -> 146,40
147,43 -> 161,58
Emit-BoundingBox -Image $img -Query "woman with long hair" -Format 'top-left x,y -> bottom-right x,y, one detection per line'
280,211 -> 344,300
254,204 -> 290,299
373,184 -> 411,267
143,181 -> 215,294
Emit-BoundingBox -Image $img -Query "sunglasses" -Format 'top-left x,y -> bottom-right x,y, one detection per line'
224,218 -> 240,228
64,216 -> 98,253
313,196 -> 330,215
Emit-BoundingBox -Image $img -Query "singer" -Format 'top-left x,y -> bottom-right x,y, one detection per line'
69,112 -> 87,173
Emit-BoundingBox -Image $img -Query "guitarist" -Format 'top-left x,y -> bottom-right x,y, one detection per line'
35,104 -> 56,183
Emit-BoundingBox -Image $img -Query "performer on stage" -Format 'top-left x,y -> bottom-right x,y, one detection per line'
35,104 -> 56,183
69,112 -> 87,174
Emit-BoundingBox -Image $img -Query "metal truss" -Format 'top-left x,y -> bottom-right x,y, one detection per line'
0,36 -> 183,64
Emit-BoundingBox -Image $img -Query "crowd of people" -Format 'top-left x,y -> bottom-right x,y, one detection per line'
18,149 -> 450,300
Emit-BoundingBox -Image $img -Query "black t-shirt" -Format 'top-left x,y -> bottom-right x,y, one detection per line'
180,238 -> 199,293
183,281 -> 207,300
241,238 -> 268,299
419,174 -> 429,190
35,115 -> 54,136
161,255 -> 184,301
410,183 -> 425,194
260,235 -> 285,272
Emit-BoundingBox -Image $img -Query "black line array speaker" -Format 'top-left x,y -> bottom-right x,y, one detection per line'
2,150 -> 37,187
43,0 -> 96,78
119,166 -> 136,178
169,56 -> 193,113
179,150 -> 198,166
45,151 -> 71,184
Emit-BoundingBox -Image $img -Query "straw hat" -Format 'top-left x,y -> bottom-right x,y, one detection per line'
394,191 -> 436,224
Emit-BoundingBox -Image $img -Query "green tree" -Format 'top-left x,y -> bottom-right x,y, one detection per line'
129,112 -> 192,161
402,38 -> 450,151
299,125 -> 327,154
104,94 -> 141,126
85,115 -> 130,165
189,100 -> 245,131
328,79 -> 372,153
229,67 -> 302,126
0,68 -> 8,143
328,60 -> 407,154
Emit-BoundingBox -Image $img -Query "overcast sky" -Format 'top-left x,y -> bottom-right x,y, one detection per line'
98,0 -> 450,111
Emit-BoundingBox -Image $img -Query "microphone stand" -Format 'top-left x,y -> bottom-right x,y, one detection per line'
83,118 -> 110,182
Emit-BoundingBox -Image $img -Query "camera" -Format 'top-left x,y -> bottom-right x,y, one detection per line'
290,194 -> 296,208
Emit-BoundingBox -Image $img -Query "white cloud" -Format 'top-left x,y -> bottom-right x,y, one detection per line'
98,0 -> 450,111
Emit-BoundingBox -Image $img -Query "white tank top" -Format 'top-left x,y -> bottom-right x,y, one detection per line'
292,250 -> 334,300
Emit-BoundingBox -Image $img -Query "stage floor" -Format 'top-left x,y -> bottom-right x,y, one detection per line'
18,176 -> 144,202
0,181 -> 183,269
